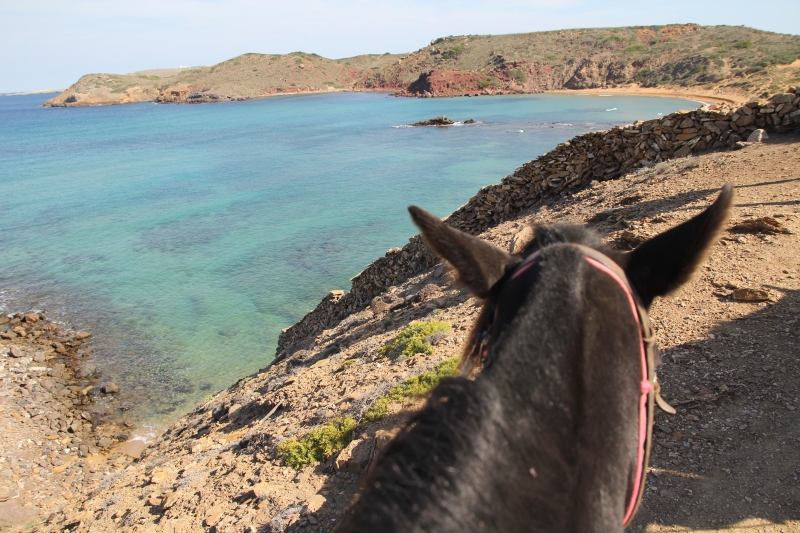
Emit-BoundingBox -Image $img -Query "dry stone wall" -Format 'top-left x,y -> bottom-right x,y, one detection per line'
276,87 -> 800,355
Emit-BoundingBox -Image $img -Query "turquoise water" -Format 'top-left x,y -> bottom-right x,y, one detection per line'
0,91 -> 695,424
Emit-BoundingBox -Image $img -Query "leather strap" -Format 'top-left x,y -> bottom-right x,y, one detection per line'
510,243 -> 675,526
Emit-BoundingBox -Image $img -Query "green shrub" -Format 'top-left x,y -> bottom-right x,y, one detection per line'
685,65 -> 704,78
608,34 -> 625,42
378,321 -> 451,358
278,357 -> 462,469
625,45 -> 647,53
734,40 -> 753,50
276,417 -> 358,470
508,69 -> 527,84
362,357 -> 460,424
441,45 -> 465,60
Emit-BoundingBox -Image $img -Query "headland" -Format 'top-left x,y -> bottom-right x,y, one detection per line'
43,24 -> 800,108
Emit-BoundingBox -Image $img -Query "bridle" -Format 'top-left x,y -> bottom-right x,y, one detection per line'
483,243 -> 676,527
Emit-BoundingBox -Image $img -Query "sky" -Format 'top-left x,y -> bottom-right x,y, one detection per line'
1,0 -> 799,93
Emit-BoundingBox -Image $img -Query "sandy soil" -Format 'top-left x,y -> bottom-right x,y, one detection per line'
550,86 -> 749,105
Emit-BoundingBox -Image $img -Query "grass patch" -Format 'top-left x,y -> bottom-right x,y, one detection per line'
340,359 -> 356,371
362,357 -> 460,424
734,40 -> 753,50
277,357 -> 461,470
378,321 -> 451,358
276,417 -> 358,470
625,44 -> 648,52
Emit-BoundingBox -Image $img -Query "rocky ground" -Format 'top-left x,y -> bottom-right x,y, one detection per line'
2,130 -> 790,532
0,316 -> 139,530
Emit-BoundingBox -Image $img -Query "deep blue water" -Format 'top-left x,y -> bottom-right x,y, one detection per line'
0,91 -> 695,425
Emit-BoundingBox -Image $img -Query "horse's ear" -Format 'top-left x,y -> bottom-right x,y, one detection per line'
409,206 -> 518,298
625,184 -> 733,308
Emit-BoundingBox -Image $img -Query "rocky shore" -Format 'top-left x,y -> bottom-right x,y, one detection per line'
0,313 -> 137,529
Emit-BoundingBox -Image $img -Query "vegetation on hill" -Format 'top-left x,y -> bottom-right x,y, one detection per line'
44,24 -> 800,107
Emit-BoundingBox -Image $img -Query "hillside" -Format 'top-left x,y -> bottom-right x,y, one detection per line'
31,117 -> 800,533
44,24 -> 800,107
42,52 -> 400,106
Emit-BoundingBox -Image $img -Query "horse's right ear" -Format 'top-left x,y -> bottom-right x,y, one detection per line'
624,184 -> 733,308
409,206 -> 519,299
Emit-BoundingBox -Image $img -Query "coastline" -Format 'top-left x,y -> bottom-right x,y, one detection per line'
549,86 -> 747,105
43,84 -> 746,109
0,311 -> 138,528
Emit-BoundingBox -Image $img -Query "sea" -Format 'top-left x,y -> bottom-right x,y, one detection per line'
0,91 -> 697,430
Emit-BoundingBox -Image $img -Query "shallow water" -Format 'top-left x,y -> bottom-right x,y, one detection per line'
0,91 -> 694,425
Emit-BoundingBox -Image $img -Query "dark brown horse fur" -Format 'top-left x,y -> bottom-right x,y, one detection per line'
336,185 -> 733,533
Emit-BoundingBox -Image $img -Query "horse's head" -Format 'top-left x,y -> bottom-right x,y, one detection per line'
337,186 -> 733,533
409,183 -> 733,371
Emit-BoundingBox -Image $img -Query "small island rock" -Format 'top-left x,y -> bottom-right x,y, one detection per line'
411,116 -> 455,127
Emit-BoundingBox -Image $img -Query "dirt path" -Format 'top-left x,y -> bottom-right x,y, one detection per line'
28,132 -> 800,533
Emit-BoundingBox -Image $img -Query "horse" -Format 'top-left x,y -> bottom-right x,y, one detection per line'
335,184 -> 733,533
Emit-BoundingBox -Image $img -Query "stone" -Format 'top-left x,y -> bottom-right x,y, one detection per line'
162,491 -> 179,509
732,288 -> 770,302
746,129 -> 768,142
52,342 -> 66,354
151,471 -> 169,484
97,437 -> 113,448
189,436 -> 213,454
335,438 -> 374,474
770,93 -> 794,104
305,494 -> 327,513
9,346 -> 24,358
74,331 -> 92,340
674,144 -> 692,158
22,313 -> 40,324
252,482 -> 281,501
101,382 -> 119,394
75,364 -> 97,379
204,506 -> 224,527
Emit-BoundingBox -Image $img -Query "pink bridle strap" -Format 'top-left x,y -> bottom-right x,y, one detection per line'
583,256 -> 650,526
508,243 -> 675,526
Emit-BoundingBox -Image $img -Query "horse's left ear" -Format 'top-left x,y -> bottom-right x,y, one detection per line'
409,206 -> 519,299
624,184 -> 734,308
